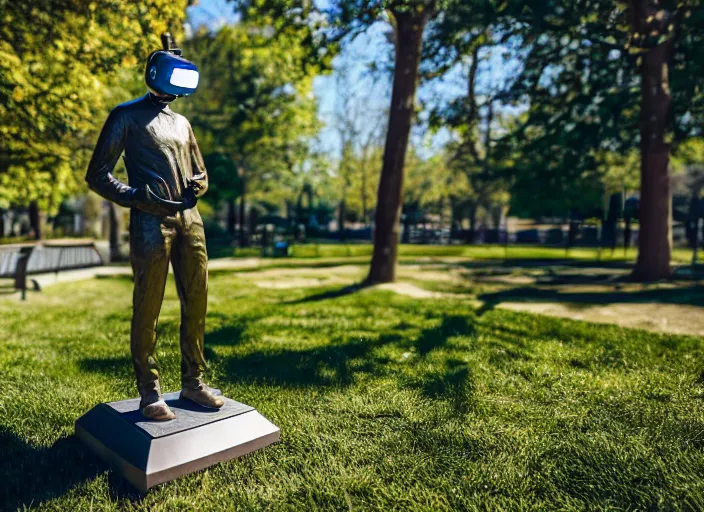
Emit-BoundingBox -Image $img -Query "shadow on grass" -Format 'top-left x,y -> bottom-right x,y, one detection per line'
217,336 -> 391,388
205,324 -> 246,346
455,258 -> 635,271
79,307 -> 479,396
95,273 -> 134,283
283,283 -> 368,305
0,283 -> 18,295
78,338 -> 389,390
478,284 -> 704,310
79,356 -> 134,378
408,317 -> 477,415
415,315 -> 475,355
201,307 -> 478,391
155,313 -> 249,348
0,429 -> 142,510
78,344 -> 218,378
420,360 -> 476,415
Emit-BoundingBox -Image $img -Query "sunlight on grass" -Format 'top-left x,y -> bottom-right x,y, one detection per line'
232,243 -> 694,265
1,272 -> 704,510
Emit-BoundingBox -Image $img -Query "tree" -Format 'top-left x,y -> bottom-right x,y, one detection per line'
181,21 -> 320,245
403,149 -> 471,241
364,4 -> 436,283
497,0 -> 704,280
327,61 -> 387,237
671,138 -> 704,258
627,0 -> 676,279
0,1 -> 185,238
242,0 -> 456,282
426,27 -> 515,240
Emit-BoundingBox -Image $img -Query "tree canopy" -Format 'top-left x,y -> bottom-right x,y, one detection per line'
0,0 -> 185,213
179,17 -> 322,239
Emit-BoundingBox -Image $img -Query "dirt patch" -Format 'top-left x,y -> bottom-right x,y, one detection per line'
239,265 -> 362,290
498,301 -> 704,337
374,282 -> 454,299
242,265 -> 364,280
254,277 -> 351,289
208,257 -> 262,270
396,266 -> 459,282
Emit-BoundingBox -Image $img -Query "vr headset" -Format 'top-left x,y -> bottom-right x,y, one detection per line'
145,33 -> 199,97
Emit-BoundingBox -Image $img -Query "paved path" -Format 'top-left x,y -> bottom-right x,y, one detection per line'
31,258 -> 264,289
17,258 -> 704,338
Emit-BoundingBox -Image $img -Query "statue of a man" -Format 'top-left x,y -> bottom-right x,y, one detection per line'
85,35 -> 222,421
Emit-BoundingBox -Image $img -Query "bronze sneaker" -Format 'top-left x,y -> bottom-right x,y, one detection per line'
141,400 -> 176,421
180,386 -> 224,409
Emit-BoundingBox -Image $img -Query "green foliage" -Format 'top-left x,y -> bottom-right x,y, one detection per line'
597,149 -> 640,195
404,150 -> 464,215
495,0 -> 704,216
180,21 -> 321,210
0,1 -> 185,212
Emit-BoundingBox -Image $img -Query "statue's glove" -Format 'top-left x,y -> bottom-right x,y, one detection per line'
188,173 -> 206,198
132,185 -> 181,217
181,184 -> 198,211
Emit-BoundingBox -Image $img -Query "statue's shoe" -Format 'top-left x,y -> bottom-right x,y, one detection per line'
141,400 -> 176,421
181,386 -> 224,409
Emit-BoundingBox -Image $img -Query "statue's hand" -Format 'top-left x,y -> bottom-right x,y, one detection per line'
181,186 -> 198,210
188,174 -> 206,197
133,185 -> 180,217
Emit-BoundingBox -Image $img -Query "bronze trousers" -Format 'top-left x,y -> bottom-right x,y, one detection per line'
129,208 -> 208,399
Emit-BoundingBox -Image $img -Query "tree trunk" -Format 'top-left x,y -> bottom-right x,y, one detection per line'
249,208 -> 258,246
338,199 -> 346,242
449,201 -> 458,240
361,160 -> 368,224
568,219 -> 578,250
367,10 -> 428,284
29,201 -> 43,240
227,198 -> 237,238
631,39 -> 673,280
467,204 -> 478,244
296,190 -> 303,227
402,208 -> 412,244
238,169 -> 248,248
306,186 -> 314,213
108,202 -> 120,262
628,0 -> 674,280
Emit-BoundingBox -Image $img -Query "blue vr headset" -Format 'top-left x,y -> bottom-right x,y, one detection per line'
145,35 -> 199,97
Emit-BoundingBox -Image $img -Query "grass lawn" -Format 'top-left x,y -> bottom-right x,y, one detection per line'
230,243 -> 695,265
2,269 -> 704,510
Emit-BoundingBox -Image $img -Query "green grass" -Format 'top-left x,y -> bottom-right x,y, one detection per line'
2,270 -> 704,510
230,243 -> 695,264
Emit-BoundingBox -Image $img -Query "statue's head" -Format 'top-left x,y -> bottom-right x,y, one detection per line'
145,33 -> 199,101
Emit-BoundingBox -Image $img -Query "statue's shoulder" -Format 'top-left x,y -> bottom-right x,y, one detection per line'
170,111 -> 193,131
171,110 -> 190,124
111,95 -> 149,117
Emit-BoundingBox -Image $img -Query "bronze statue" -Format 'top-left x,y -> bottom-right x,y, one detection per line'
85,35 -> 222,421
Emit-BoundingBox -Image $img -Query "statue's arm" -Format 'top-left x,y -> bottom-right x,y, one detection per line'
85,108 -> 135,207
188,124 -> 208,198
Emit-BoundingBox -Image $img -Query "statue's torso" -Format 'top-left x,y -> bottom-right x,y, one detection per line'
116,95 -> 194,201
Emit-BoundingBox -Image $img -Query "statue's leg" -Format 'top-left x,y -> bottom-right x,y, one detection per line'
171,208 -> 208,391
130,211 -> 175,404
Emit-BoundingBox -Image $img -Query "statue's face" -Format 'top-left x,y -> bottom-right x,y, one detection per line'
148,88 -> 172,99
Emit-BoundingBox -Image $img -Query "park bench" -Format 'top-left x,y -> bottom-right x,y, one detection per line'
515,229 -> 542,244
0,240 -> 104,299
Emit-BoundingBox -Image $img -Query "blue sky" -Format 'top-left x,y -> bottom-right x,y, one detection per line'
185,0 -> 519,161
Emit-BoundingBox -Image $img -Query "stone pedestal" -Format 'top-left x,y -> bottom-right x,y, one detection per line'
75,391 -> 279,492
